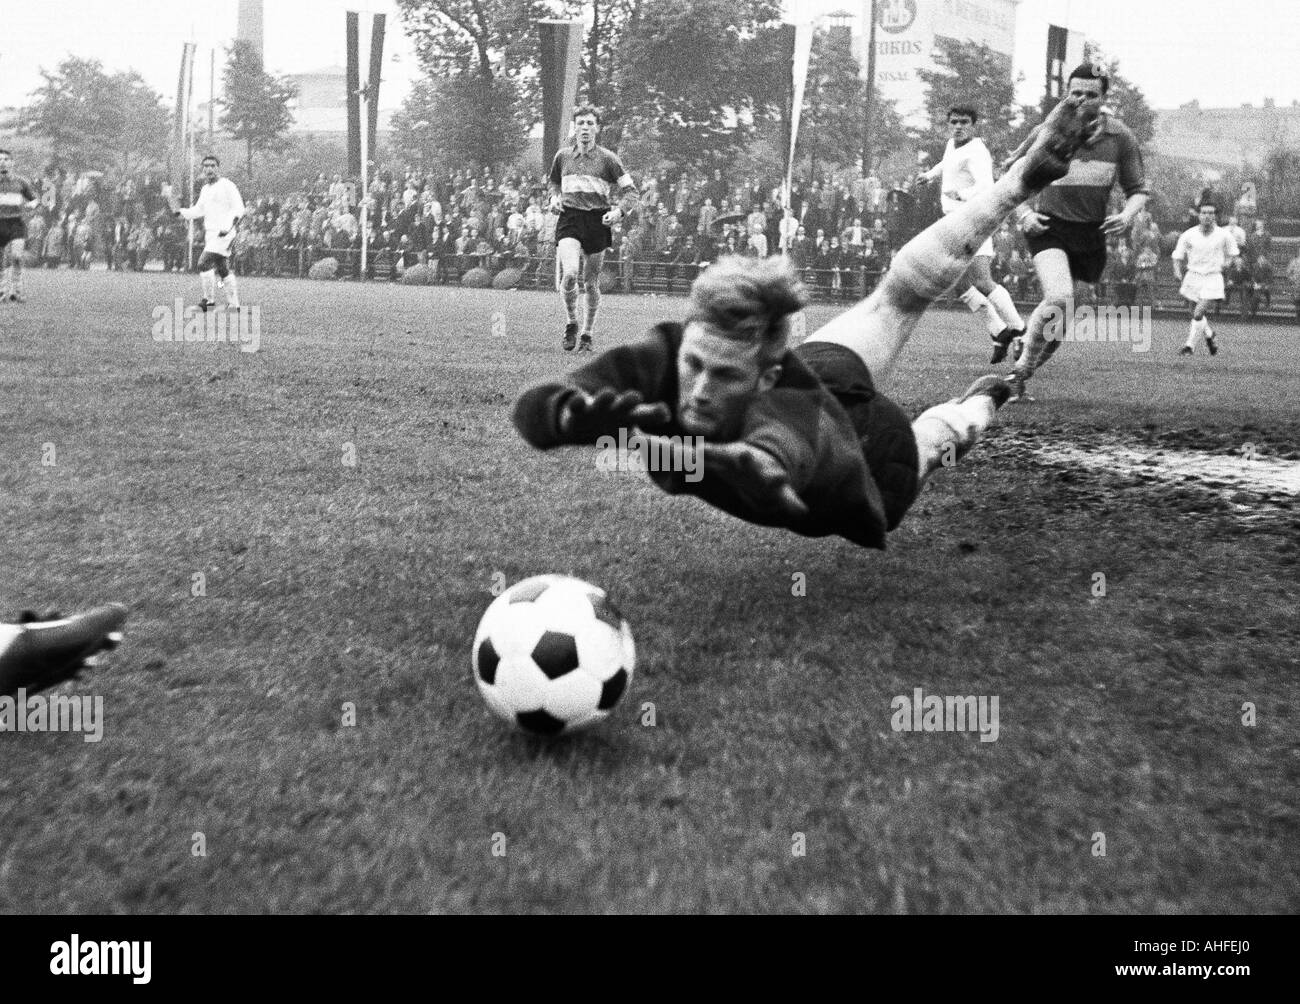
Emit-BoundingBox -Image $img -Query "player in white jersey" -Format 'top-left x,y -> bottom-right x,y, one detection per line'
165,155 -> 246,311
1173,201 -> 1240,357
917,106 -> 1026,363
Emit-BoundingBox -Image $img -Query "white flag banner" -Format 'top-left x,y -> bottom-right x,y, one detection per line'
786,21 -> 815,187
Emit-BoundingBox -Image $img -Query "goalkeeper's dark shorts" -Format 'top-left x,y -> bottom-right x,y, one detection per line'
794,341 -> 921,531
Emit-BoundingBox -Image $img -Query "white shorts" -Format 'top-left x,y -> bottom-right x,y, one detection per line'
1180,271 -> 1225,303
203,230 -> 236,257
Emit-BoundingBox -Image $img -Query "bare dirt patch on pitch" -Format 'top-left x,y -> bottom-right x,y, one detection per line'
987,425 -> 1300,528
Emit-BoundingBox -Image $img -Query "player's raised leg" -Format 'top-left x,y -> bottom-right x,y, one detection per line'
805,95 -> 1091,385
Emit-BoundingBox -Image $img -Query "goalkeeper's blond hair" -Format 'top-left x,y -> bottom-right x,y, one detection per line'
686,256 -> 808,367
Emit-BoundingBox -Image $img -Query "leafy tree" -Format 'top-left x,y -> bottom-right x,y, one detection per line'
395,0 -> 540,169
17,57 -> 169,174
1261,144 -> 1300,217
915,38 -> 1031,163
798,26 -> 866,181
560,0 -> 639,112
110,71 -> 172,176
219,41 -> 298,181
396,0 -> 550,122
612,0 -> 784,171
391,75 -> 528,175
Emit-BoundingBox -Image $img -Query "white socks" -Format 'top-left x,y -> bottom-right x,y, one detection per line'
1185,316 -> 1209,350
985,284 -> 1024,332
959,287 -> 1004,337
913,396 -> 999,478
224,274 -> 239,307
960,284 -> 1023,337
201,270 -> 217,302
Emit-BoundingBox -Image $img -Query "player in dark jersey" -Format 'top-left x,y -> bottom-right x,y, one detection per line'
0,150 -> 40,303
1003,64 -> 1148,401
515,98 -> 1094,548
548,106 -> 639,352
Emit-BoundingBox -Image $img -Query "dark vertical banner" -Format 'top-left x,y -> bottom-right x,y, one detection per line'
346,11 -> 362,177
367,13 -> 386,175
1046,24 -> 1069,100
537,19 -> 584,174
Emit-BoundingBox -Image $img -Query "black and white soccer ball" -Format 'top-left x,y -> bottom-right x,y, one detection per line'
472,575 -> 635,736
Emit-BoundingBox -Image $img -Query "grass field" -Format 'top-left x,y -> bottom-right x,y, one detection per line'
1,269 -> 1297,914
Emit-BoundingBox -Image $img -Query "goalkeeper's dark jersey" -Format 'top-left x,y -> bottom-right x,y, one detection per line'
513,323 -> 914,549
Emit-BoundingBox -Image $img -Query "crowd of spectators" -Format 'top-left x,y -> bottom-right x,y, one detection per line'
15,158 -> 1300,316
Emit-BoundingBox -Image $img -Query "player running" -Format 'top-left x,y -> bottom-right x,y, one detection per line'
916,106 -> 1026,364
0,605 -> 128,699
165,155 -> 246,311
548,106 -> 639,352
0,149 -> 40,304
1173,201 -> 1240,357
514,98 -> 1093,549
1003,64 -> 1149,401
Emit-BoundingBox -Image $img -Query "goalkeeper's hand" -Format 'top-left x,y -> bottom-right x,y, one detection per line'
629,433 -> 808,519
558,388 -> 671,442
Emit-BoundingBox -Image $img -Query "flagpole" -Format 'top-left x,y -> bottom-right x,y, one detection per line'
187,29 -> 196,272
360,86 -> 369,278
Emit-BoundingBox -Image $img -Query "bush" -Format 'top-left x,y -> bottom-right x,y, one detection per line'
20,250 -> 40,268
400,263 -> 435,285
308,257 -> 339,280
462,267 -> 493,288
598,269 -> 618,294
492,267 -> 523,290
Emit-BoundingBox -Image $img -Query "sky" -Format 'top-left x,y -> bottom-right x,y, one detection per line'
796,0 -> 1300,110
1,0 -> 1298,114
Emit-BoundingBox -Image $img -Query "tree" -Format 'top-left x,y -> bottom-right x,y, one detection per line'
1261,145 -> 1300,217
612,0 -> 784,171
390,75 -> 528,174
219,40 -> 298,180
16,57 -> 170,174
915,38 -> 1031,162
560,0 -> 638,112
110,71 -> 172,177
396,0 -> 551,122
799,27 -> 866,181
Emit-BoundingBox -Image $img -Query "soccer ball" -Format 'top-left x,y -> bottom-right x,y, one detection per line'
472,575 -> 635,736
